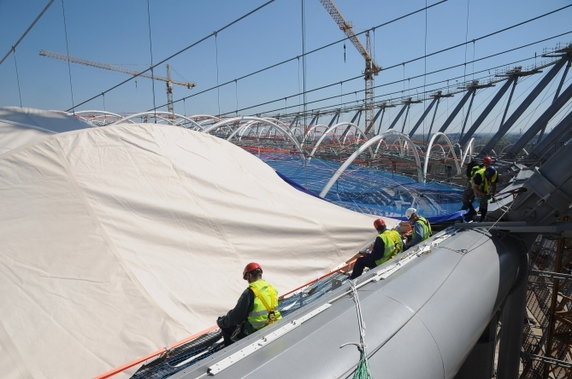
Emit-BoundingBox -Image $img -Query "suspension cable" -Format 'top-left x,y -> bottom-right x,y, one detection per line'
12,51 -> 23,107
177,13 -> 571,116
66,0 -> 276,112
0,0 -> 56,66
60,0 -> 75,113
220,31 -> 570,119
146,0 -> 157,120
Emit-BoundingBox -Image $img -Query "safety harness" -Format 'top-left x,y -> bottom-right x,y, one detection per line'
249,285 -> 280,326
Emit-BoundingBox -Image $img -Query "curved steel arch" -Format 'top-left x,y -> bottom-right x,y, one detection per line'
423,132 -> 462,182
341,124 -> 367,145
189,114 -> 221,123
370,130 -> 424,173
319,131 -> 424,198
309,122 -> 369,160
75,110 -> 124,119
301,124 -> 329,148
74,110 -> 127,126
203,117 -> 305,160
110,111 -> 202,130
459,138 -> 475,167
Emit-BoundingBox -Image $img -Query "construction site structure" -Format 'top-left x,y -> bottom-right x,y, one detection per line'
39,49 -> 195,115
319,0 -> 381,137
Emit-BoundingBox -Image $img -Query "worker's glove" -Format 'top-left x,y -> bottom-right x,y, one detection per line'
216,317 -> 223,328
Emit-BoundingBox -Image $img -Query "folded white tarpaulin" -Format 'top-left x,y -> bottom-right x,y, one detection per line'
0,106 -> 91,154
0,122 -> 396,378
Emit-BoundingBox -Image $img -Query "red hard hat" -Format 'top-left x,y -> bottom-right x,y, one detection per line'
483,156 -> 493,165
243,262 -> 262,278
373,218 -> 386,230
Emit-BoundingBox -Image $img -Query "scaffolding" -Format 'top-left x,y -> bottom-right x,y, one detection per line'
521,234 -> 572,378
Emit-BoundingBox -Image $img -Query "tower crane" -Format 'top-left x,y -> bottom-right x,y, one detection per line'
319,0 -> 381,137
39,49 -> 195,115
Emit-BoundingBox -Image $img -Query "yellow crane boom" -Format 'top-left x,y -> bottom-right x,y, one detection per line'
39,49 -> 195,114
319,0 -> 381,136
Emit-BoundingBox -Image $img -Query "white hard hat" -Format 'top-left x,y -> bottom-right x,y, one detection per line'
405,207 -> 417,219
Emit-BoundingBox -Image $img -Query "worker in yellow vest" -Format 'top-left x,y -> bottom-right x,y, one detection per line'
217,262 -> 282,346
350,218 -> 404,279
404,207 -> 432,249
471,162 -> 498,221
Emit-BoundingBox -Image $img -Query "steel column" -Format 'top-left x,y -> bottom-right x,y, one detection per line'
459,78 -> 516,147
408,95 -> 438,138
439,88 -> 475,133
529,109 -> 572,161
506,82 -> 572,158
481,59 -> 567,154
387,103 -> 408,130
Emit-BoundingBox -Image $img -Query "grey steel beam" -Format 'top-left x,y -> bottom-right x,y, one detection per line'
288,115 -> 299,129
537,60 -> 570,142
499,78 -> 518,127
350,109 -> 362,125
439,86 -> 477,134
506,82 -> 572,158
402,98 -> 421,133
309,112 -> 320,126
387,102 -> 408,130
460,92 -> 476,140
401,104 -> 411,133
480,59 -> 567,154
529,109 -> 572,162
341,110 -> 362,138
408,94 -> 438,138
459,77 -> 516,147
328,110 -> 340,127
375,104 -> 395,135
364,106 -> 384,136
426,95 -> 444,140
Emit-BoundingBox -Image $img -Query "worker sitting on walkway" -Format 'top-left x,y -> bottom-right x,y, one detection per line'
350,218 -> 404,279
217,262 -> 282,346
471,162 -> 498,222
404,207 -> 432,249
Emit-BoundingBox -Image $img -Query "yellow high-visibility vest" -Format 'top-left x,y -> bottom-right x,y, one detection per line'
375,229 -> 403,266
247,279 -> 282,330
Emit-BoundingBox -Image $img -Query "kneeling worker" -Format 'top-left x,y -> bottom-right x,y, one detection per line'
404,207 -> 432,249
350,218 -> 403,279
217,262 -> 282,346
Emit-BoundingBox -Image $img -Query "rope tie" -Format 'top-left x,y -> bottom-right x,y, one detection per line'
340,280 -> 372,379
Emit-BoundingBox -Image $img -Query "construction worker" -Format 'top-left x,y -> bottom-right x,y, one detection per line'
461,158 -> 480,221
349,218 -> 403,279
404,207 -> 432,249
217,262 -> 282,346
471,160 -> 498,221
398,221 -> 412,246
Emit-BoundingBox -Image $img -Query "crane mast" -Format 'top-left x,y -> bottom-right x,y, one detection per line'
319,0 -> 381,137
39,49 -> 195,115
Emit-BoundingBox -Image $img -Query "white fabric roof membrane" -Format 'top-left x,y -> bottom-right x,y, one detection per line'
0,122 -> 396,378
0,106 -> 91,154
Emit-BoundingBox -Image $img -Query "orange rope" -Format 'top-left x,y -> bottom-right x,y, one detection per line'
93,325 -> 218,379
95,258 -> 359,378
279,258 -> 356,299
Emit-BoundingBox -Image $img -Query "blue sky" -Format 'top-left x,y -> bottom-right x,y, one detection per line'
1,0 -> 571,134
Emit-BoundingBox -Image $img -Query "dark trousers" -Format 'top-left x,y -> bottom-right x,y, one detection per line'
461,187 -> 476,221
478,195 -> 489,221
350,254 -> 377,279
220,324 -> 245,346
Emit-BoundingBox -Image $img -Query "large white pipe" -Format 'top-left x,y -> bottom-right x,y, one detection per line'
174,227 -> 525,379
